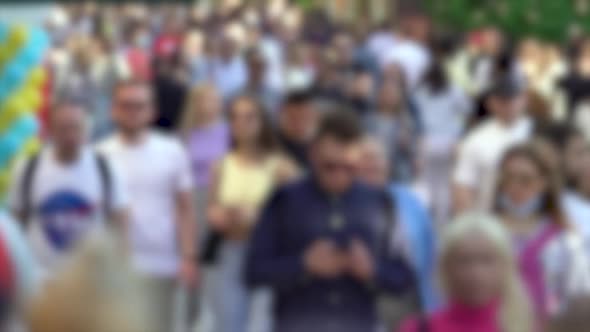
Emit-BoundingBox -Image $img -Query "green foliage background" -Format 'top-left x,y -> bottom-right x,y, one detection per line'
424,0 -> 590,41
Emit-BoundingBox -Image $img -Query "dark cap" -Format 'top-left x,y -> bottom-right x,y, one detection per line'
487,75 -> 525,98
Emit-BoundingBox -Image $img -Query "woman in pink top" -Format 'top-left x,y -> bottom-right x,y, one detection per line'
399,213 -> 533,332
493,144 -> 590,319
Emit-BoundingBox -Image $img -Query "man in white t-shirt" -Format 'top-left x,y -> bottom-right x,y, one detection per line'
453,77 -> 532,213
9,101 -> 128,278
98,79 -> 197,331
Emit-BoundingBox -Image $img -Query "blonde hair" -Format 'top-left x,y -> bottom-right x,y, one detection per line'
439,213 -> 534,332
28,231 -> 157,332
179,83 -> 219,139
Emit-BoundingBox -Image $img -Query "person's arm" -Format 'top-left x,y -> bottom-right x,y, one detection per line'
452,185 -> 475,214
176,189 -> 197,262
451,140 -> 479,214
415,194 -> 440,311
7,159 -> 28,226
245,189 -> 306,290
206,161 -> 231,233
275,156 -> 300,185
173,143 -> 198,286
106,159 -> 130,239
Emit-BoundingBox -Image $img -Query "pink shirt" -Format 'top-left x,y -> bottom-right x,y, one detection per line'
398,301 -> 500,332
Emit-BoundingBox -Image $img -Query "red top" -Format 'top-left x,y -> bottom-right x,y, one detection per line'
126,47 -> 152,81
153,34 -> 181,59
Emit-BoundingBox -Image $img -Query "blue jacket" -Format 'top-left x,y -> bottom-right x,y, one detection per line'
390,184 -> 439,311
245,176 -> 415,332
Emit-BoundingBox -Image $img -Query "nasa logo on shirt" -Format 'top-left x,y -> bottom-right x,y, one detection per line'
38,190 -> 95,251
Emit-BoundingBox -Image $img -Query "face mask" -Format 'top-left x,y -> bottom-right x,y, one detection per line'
499,194 -> 543,219
134,34 -> 151,49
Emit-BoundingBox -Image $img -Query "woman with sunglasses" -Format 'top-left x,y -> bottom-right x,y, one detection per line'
205,94 -> 297,332
399,213 -> 533,332
493,144 -> 590,320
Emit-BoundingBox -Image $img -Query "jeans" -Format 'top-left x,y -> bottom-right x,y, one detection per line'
207,241 -> 273,332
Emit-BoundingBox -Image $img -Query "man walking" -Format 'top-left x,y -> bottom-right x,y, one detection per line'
246,111 -> 414,332
98,79 -> 198,331
9,101 -> 128,278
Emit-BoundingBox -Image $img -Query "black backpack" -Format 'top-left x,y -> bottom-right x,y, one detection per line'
19,151 -> 113,227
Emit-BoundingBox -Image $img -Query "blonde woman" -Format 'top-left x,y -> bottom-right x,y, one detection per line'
180,84 -> 229,240
180,84 -> 229,331
28,230 -> 157,332
399,213 -> 533,332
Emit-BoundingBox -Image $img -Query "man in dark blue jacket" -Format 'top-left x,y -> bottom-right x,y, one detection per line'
245,111 -> 415,332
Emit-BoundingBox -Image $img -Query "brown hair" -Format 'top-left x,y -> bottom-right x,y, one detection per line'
312,109 -> 363,144
493,143 -> 568,228
227,94 -> 277,154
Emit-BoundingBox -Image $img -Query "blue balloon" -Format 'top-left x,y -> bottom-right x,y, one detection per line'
10,115 -> 38,140
0,132 -> 21,168
31,28 -> 50,51
0,81 -> 8,102
19,46 -> 42,68
1,62 -> 28,96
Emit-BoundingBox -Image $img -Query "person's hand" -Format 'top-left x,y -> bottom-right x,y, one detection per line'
225,206 -> 254,240
304,239 -> 346,279
178,257 -> 199,289
208,206 -> 230,232
347,238 -> 375,283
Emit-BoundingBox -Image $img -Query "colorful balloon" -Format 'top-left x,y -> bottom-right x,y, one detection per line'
0,133 -> 21,167
7,25 -> 28,50
0,24 -> 47,198
28,67 -> 46,87
11,114 -> 38,140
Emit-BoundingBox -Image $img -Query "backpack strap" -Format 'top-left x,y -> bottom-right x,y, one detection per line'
20,153 -> 41,228
94,152 -> 113,219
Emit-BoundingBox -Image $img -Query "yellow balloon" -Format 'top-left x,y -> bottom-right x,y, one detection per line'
0,47 -> 9,68
0,171 -> 11,195
7,25 -> 28,49
28,67 -> 46,87
21,88 -> 42,111
0,97 -> 27,131
22,137 -> 40,155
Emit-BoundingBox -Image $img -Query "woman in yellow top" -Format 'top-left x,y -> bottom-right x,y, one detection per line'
205,94 -> 297,332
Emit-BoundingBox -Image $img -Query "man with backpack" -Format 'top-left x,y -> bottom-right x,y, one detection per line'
8,100 -> 128,279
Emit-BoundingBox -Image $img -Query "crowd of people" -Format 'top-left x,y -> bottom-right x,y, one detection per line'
3,1 -> 590,331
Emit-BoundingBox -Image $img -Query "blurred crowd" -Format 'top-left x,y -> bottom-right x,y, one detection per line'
4,0 -> 590,332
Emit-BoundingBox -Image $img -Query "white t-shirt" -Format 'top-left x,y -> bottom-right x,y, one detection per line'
413,85 -> 472,153
381,39 -> 431,89
8,146 -> 127,276
98,132 -> 193,276
563,192 -> 590,240
453,118 -> 532,211
366,31 -> 398,65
